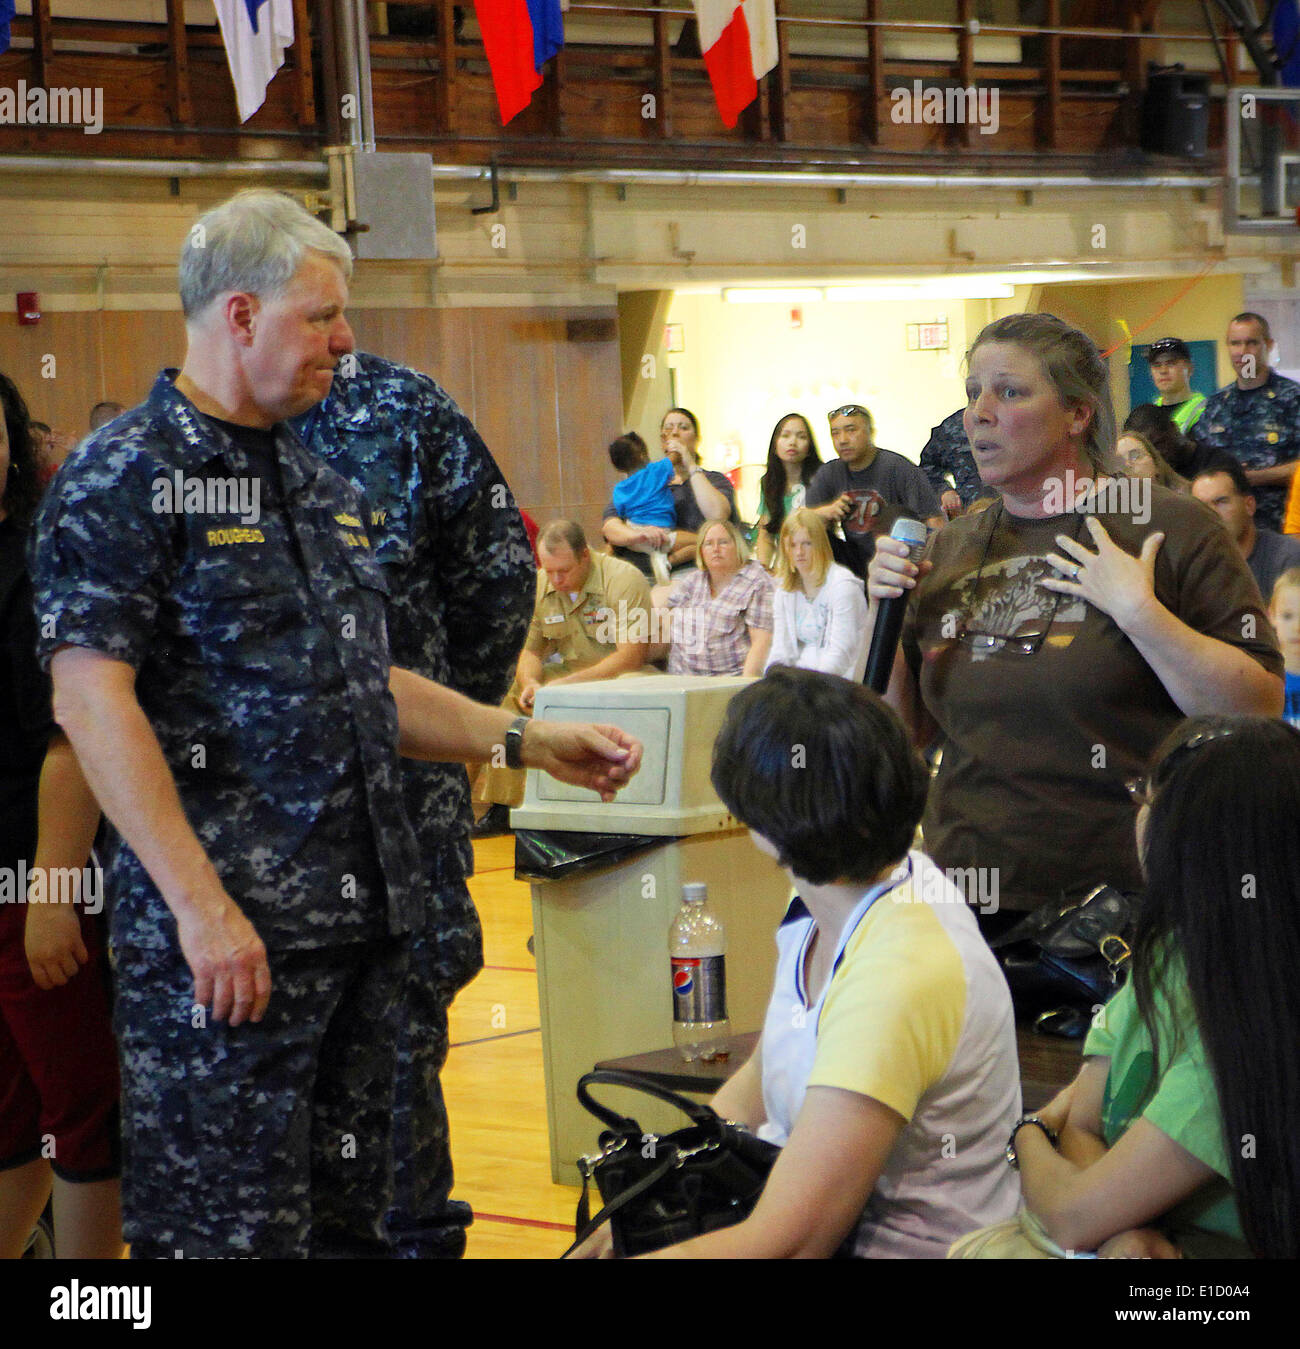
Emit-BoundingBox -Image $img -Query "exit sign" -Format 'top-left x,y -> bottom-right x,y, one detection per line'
907,322 -> 949,351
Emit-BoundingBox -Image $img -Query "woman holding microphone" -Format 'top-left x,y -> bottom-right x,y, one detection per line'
867,313 -> 1282,935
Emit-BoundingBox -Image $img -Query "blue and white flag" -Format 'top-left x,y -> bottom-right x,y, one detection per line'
214,0 -> 295,122
1,0 -> 16,58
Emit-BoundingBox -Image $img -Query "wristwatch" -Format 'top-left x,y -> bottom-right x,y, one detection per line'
1005,1114 -> 1059,1170
504,715 -> 529,770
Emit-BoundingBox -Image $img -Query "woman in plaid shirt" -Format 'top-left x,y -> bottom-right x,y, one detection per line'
666,521 -> 774,677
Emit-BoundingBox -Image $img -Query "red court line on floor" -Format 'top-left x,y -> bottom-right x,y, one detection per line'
474,1211 -> 574,1233
482,964 -> 536,974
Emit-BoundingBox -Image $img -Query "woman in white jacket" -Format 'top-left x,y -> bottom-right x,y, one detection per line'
765,507 -> 869,682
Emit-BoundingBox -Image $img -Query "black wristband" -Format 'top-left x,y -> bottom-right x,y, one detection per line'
504,715 -> 529,770
1005,1115 -> 1059,1170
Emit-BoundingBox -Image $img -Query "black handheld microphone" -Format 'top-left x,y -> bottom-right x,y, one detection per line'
864,516 -> 930,694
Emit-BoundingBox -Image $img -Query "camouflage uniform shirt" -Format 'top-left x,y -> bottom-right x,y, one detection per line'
920,408 -> 984,507
1192,370 -> 1300,532
29,371 -> 423,952
294,353 -> 533,973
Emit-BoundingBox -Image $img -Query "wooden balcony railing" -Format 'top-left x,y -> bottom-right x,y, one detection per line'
0,1 -> 1237,171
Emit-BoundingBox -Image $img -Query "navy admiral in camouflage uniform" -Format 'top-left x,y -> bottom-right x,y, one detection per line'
28,190 -> 640,1258
295,353 -> 534,1257
919,408 -> 985,516
1192,312 -> 1300,533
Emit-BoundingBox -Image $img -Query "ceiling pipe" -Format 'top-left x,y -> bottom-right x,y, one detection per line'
0,156 -> 328,179
0,157 -> 1219,193
429,166 -> 1222,191
352,0 -> 377,155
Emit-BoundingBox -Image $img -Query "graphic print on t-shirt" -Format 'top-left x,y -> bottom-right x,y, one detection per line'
941,553 -> 1088,661
842,488 -> 887,538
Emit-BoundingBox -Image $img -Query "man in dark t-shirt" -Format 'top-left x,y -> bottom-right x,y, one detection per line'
806,404 -> 943,577
1191,460 -> 1300,604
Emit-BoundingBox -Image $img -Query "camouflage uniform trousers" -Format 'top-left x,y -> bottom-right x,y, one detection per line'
386,878 -> 484,1258
112,935 -> 409,1259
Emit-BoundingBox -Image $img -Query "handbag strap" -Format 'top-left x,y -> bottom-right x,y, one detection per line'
576,1069 -> 723,1134
562,1143 -> 682,1260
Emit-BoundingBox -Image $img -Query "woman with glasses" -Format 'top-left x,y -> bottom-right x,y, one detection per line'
665,520 -> 774,678
765,508 -> 869,682
1114,430 -> 1188,493
956,718 -> 1300,1259
867,313 -> 1283,937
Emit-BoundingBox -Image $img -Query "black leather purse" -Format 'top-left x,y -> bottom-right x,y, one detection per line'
562,1070 -> 779,1258
990,884 -> 1134,1036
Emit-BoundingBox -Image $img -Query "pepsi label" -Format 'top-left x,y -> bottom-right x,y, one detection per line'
671,955 -> 726,1022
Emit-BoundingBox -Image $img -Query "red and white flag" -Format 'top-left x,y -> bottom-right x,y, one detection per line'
693,0 -> 778,128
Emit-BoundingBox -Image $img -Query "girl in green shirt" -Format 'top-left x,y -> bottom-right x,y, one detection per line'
1009,717 -> 1300,1259
754,414 -> 824,569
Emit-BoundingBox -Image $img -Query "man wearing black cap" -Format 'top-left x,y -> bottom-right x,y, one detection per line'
1146,337 -> 1206,435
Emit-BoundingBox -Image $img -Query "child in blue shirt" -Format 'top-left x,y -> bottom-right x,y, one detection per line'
1270,567 -> 1300,726
609,432 -> 676,584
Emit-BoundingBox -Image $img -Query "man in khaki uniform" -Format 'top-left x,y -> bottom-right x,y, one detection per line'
473,520 -> 653,833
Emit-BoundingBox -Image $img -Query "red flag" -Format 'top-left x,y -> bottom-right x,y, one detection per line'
693,1 -> 779,128
474,0 -> 561,125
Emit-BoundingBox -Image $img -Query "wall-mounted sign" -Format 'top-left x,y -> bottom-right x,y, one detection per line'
664,323 -> 685,353
907,322 -> 949,351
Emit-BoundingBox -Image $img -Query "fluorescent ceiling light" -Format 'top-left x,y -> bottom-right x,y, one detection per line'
722,287 -> 824,304
826,281 -> 1015,301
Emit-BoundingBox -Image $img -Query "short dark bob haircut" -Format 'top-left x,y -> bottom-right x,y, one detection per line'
711,667 -> 928,886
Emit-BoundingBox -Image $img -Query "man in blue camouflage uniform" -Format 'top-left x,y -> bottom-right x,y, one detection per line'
1192,312 -> 1300,533
28,190 -> 640,1258
295,352 -> 534,1257
919,407 -> 984,516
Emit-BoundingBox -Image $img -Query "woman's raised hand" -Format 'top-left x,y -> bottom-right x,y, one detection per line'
1041,517 -> 1164,632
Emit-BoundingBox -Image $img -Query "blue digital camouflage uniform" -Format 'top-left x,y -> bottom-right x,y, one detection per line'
295,351 -> 533,1258
29,371 -> 425,1257
1192,370 -> 1300,532
920,408 -> 985,507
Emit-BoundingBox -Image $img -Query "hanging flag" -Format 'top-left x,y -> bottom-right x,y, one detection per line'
693,0 -> 778,128
474,0 -> 564,126
0,0 -> 15,58
213,0 -> 295,123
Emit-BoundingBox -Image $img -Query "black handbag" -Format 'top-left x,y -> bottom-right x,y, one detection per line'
562,1069 -> 779,1259
990,884 -> 1134,1036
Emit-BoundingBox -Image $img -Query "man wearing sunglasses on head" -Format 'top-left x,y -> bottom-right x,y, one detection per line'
805,404 -> 943,580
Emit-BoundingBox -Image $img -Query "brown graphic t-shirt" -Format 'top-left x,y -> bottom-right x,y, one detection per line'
902,486 -> 1282,912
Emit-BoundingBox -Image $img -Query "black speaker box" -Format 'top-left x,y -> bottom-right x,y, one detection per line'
1140,63 -> 1210,157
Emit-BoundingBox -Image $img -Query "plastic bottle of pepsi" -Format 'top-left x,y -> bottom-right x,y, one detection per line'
670,882 -> 730,1062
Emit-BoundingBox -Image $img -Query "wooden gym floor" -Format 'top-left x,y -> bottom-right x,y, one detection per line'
447,835 -> 1081,1260
447,835 -> 580,1259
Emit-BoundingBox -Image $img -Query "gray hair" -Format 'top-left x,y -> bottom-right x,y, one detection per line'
179,189 -> 353,320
